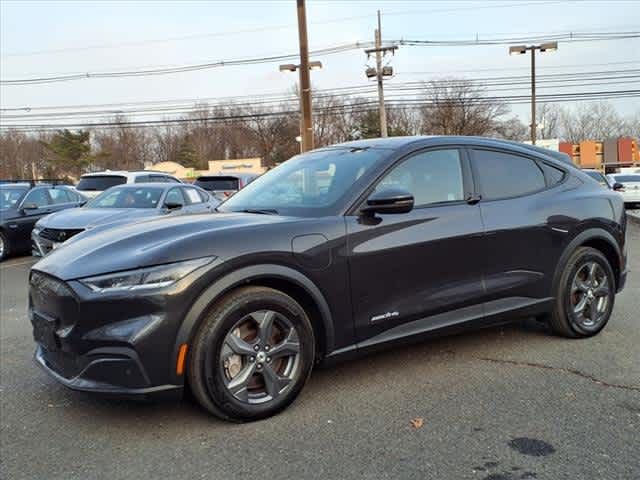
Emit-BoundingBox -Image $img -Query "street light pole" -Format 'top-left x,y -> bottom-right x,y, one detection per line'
375,11 -> 387,137
509,41 -> 557,145
296,0 -> 314,152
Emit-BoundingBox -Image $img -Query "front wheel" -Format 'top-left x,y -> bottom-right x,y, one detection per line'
548,247 -> 615,338
188,286 -> 315,422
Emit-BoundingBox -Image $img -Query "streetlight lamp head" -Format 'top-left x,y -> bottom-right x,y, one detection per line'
509,45 -> 527,56
309,61 -> 323,70
365,67 -> 377,78
539,41 -> 558,53
279,64 -> 298,72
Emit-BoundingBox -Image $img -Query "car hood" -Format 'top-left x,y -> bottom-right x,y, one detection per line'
33,212 -> 289,280
38,208 -> 157,230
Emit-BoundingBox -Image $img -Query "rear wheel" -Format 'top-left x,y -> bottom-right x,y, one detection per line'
548,247 -> 615,338
188,286 -> 315,422
0,231 -> 10,261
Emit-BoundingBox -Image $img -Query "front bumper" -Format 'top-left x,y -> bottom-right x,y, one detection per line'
28,270 -> 207,398
34,345 -> 182,399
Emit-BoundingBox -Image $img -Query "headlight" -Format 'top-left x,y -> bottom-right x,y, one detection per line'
80,257 -> 215,293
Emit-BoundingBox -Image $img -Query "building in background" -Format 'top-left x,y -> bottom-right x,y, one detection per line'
208,158 -> 267,175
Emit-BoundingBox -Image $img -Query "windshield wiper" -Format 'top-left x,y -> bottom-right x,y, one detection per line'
238,208 -> 279,215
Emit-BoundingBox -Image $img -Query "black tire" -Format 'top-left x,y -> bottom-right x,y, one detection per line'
188,286 -> 315,422
0,230 -> 10,261
547,246 -> 615,338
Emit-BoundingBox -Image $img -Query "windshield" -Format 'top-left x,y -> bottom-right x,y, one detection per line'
195,177 -> 240,191
584,171 -> 607,185
77,175 -> 127,192
218,148 -> 386,216
612,175 -> 640,183
86,186 -> 163,209
0,187 -> 28,210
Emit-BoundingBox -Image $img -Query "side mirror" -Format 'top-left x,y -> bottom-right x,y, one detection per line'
22,203 -> 39,211
164,201 -> 183,211
361,188 -> 414,215
612,182 -> 625,192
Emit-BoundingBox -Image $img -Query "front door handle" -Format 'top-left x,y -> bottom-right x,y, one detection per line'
466,194 -> 482,205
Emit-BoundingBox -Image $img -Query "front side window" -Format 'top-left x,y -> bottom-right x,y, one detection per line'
164,188 -> 186,206
87,187 -> 163,209
183,188 -> 203,204
219,148 -> 385,216
375,149 -> 464,207
23,188 -> 50,208
472,149 -> 546,200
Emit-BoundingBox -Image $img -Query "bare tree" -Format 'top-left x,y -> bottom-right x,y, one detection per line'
419,79 -> 510,136
536,103 -> 561,140
560,102 -> 627,142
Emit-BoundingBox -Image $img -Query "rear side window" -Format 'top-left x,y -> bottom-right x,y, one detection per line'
134,175 -> 151,183
150,175 -> 179,183
472,149 -> 546,200
77,175 -> 126,192
613,175 -> 640,183
195,177 -> 240,191
48,188 -> 73,204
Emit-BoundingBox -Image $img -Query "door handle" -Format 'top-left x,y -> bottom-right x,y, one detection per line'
466,194 -> 482,205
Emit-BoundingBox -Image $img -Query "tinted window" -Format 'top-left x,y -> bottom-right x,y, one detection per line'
375,149 -> 464,207
87,186 -> 163,209
183,187 -> 203,204
77,175 -> 127,192
23,188 -> 50,207
134,175 -> 150,183
150,175 -> 179,183
165,188 -> 186,206
195,177 -> 240,191
48,188 -> 73,204
472,149 -> 546,199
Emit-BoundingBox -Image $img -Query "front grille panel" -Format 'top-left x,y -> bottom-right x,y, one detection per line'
39,228 -> 84,242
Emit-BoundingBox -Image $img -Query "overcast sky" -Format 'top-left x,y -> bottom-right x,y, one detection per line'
1,0 -> 639,125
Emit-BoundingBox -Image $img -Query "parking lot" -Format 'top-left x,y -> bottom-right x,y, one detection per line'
0,223 -> 638,480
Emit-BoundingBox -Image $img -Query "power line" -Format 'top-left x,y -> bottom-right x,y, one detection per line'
2,31 -> 638,86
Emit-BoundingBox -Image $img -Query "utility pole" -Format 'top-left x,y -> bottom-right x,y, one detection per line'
365,11 -> 397,138
530,47 -> 536,144
296,0 -> 314,152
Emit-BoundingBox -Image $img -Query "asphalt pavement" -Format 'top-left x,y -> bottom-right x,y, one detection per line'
1,224 -> 639,480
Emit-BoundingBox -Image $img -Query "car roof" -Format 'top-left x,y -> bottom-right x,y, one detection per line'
325,135 -> 575,167
80,171 -> 174,177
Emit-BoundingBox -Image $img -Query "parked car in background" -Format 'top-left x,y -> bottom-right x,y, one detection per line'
582,169 -> 613,188
606,173 -> 640,208
76,171 -> 182,199
0,183 -> 85,260
30,136 -> 627,422
194,172 -> 259,201
32,183 -> 218,256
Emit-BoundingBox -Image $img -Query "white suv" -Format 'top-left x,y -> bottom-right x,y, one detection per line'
76,171 -> 181,198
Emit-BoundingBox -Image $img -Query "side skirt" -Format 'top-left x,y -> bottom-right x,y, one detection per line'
321,296 -> 553,366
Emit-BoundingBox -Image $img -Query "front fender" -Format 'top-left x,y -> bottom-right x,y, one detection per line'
170,264 -> 335,385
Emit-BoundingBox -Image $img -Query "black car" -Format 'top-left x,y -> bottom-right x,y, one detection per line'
29,136 -> 628,422
0,183 -> 85,260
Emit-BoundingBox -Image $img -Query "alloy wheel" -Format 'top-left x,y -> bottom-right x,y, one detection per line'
0,235 -> 5,259
569,261 -> 611,330
220,310 -> 301,404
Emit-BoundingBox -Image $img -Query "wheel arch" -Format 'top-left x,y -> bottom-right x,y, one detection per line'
554,228 -> 622,294
173,264 -> 335,384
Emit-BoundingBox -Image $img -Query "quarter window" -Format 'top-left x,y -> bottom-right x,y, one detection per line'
472,149 -> 546,200
375,149 -> 465,207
